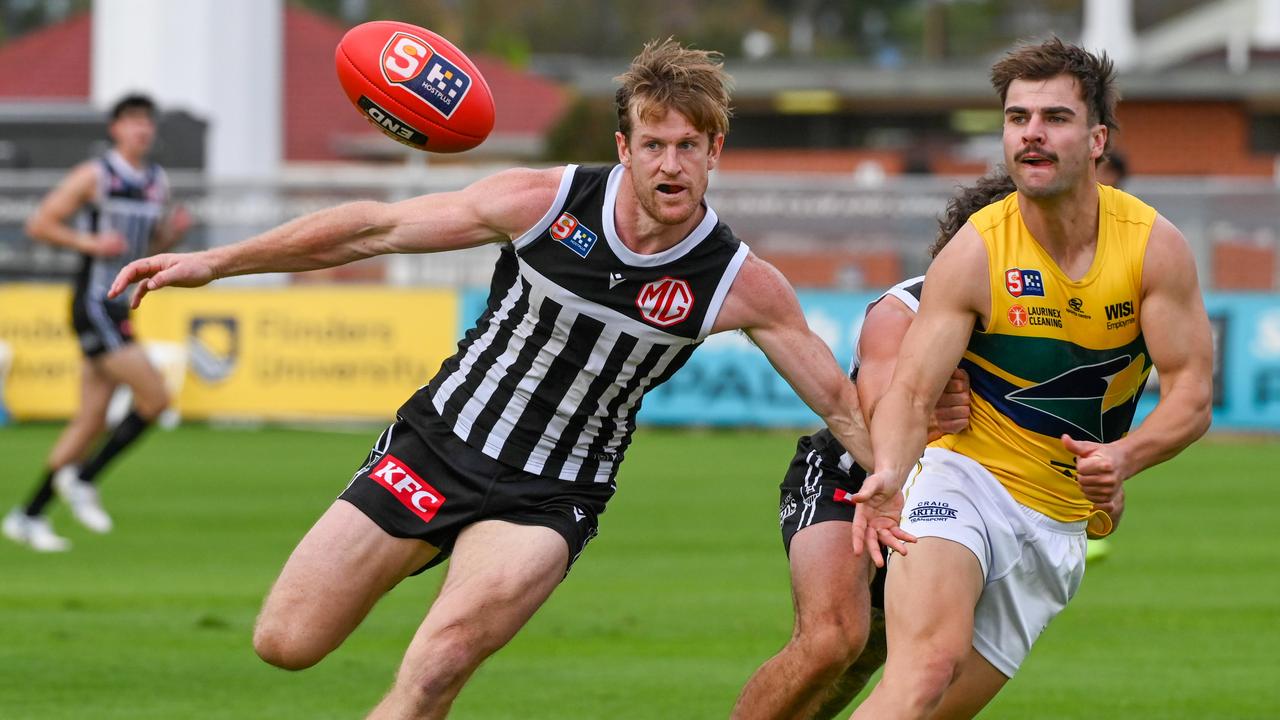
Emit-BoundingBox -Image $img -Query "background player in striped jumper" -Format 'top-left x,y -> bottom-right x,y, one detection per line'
4,94 -> 190,552
850,38 -> 1212,719
109,39 -> 898,719
733,170 -> 1130,719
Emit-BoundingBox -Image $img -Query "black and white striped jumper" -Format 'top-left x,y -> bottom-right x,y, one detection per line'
72,150 -> 169,351
399,164 -> 750,484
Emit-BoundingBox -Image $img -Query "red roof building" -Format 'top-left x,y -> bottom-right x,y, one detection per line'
0,6 -> 570,162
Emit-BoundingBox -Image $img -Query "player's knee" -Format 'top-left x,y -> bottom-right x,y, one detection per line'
134,388 -> 170,420
884,652 -> 963,713
794,608 -> 870,670
252,619 -> 327,671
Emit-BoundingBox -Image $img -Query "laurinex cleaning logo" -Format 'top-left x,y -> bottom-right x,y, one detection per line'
370,454 -> 445,523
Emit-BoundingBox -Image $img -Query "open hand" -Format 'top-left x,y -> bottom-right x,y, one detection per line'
850,472 -> 916,567
109,252 -> 217,308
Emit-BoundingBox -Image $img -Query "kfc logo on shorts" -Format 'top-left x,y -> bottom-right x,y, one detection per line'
833,489 -> 858,506
1007,304 -> 1029,328
636,277 -> 693,327
380,32 -> 472,119
370,454 -> 445,524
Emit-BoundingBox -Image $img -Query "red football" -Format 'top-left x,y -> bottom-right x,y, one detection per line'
335,21 -> 495,153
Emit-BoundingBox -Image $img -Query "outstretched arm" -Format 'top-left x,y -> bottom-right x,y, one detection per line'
713,253 -> 873,472
110,166 -> 564,306
1063,215 -> 1213,503
852,226 -> 987,564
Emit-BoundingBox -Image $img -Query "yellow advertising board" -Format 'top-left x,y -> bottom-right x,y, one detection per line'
0,285 -> 81,419
0,284 -> 459,421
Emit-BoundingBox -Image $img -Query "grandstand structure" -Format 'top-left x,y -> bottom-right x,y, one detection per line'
0,1 -> 1277,430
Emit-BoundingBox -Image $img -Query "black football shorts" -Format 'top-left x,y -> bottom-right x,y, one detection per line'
778,428 -> 886,608
339,413 -> 615,576
71,295 -> 134,358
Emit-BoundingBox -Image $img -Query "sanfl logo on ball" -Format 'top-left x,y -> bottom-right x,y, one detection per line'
379,31 -> 472,119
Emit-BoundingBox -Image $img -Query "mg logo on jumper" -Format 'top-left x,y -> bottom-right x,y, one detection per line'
636,277 -> 693,327
380,32 -> 472,118
370,454 -> 446,524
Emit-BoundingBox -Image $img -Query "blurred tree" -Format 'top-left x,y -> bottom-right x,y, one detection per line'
0,0 -> 87,45
290,0 -> 1212,65
543,95 -> 619,163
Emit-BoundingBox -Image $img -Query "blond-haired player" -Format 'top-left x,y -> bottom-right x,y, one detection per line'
111,40 -> 884,719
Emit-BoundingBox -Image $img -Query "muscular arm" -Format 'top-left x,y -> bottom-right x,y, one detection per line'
25,162 -> 117,256
855,296 -> 970,441
851,226 -> 987,561
863,228 -> 986,494
110,167 -> 564,304
1064,216 -> 1213,500
713,254 -> 872,470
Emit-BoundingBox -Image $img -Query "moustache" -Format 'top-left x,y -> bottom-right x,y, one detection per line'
1016,147 -> 1058,163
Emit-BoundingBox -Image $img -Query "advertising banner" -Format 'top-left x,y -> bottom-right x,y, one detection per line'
5,284 -> 1276,430
0,285 -> 458,421
0,285 -> 80,419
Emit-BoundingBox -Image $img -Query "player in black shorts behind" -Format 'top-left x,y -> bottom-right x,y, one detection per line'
733,172 -> 1016,720
3,94 -> 190,552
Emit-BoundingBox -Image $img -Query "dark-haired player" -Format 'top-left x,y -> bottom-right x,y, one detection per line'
733,171 -> 999,720
852,38 -> 1210,718
4,94 -> 190,552
734,167 -> 1131,719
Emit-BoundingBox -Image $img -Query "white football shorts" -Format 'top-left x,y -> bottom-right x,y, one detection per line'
898,447 -> 1087,677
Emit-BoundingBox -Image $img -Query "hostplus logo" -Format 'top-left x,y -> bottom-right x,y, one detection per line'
1005,268 -> 1045,297
380,32 -> 473,119
907,500 -> 958,522
549,212 -> 598,258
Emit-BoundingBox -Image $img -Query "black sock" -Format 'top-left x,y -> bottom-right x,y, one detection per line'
79,411 -> 153,485
23,469 -> 57,517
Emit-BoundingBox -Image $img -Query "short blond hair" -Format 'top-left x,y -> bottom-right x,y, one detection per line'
615,38 -> 733,140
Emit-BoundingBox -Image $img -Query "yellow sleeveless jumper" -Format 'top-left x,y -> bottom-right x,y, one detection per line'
931,185 -> 1155,537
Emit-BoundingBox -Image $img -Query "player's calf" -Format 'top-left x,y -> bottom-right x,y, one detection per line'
375,622 -> 497,718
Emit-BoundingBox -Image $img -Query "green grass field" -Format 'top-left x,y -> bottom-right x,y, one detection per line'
1,424 -> 1277,719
